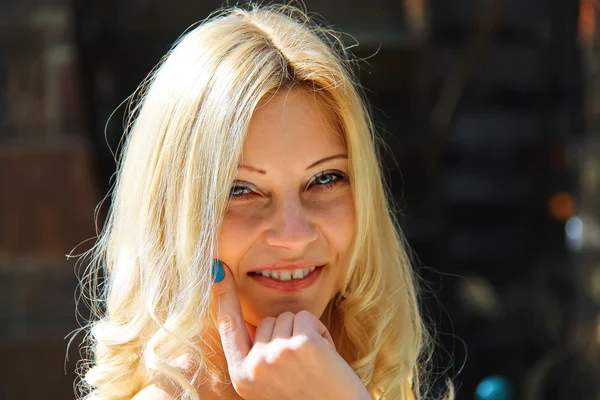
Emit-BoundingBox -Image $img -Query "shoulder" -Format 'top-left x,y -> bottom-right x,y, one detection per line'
131,353 -> 197,400
131,383 -> 177,400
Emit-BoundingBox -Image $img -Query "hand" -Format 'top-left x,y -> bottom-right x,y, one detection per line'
213,262 -> 371,400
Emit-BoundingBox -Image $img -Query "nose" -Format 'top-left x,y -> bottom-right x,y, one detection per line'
264,194 -> 318,252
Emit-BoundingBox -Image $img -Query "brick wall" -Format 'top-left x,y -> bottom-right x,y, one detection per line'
0,1 -> 100,398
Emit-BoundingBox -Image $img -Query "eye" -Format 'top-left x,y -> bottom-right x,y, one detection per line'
309,170 -> 347,190
229,170 -> 348,202
229,182 -> 255,201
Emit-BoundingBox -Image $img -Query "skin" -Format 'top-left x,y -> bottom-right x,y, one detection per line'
216,87 -> 356,329
212,264 -> 371,400
133,87 -> 364,400
212,87 -> 367,399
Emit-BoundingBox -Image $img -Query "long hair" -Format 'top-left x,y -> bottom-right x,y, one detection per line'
75,4 -> 448,399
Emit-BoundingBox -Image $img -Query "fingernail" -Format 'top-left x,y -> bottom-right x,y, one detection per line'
212,259 -> 225,283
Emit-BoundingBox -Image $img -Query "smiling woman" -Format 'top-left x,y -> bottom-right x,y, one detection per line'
75,3 -> 453,400
218,88 -> 356,326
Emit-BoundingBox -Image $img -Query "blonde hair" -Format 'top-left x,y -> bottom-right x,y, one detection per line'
74,3 -> 451,400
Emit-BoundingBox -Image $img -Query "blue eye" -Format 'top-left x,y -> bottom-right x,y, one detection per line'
310,170 -> 347,189
231,186 -> 251,196
228,170 -> 348,202
229,183 -> 255,200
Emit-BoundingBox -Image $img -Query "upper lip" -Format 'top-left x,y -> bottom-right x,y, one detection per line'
247,260 -> 326,274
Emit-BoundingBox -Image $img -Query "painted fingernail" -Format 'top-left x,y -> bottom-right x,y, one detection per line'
212,259 -> 225,283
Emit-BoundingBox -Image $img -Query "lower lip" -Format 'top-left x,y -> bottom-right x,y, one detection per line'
248,266 -> 324,292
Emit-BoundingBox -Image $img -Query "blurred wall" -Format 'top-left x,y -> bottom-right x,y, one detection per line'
1,0 -> 597,399
0,1 -> 99,398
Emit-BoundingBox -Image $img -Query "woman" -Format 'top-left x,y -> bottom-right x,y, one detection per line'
76,4 -> 452,399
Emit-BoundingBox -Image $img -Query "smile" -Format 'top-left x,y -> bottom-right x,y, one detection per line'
248,265 -> 324,291
250,266 -> 316,280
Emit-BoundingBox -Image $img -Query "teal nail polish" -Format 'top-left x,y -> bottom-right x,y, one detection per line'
212,259 -> 225,283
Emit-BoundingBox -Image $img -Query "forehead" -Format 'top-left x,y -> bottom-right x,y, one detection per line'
241,88 -> 346,164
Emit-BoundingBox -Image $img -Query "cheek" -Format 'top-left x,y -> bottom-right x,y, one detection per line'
308,193 -> 355,293
219,192 -> 356,261
309,192 -> 355,254
218,204 -> 267,261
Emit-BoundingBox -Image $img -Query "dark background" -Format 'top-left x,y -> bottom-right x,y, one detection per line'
1,0 -> 599,399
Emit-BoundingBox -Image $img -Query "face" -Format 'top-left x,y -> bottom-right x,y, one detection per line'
217,87 -> 356,327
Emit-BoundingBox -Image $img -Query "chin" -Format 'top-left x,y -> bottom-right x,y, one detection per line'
245,300 -> 328,325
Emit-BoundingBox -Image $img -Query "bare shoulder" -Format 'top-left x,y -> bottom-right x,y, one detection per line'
132,374 -> 182,400
131,354 -> 198,400
131,383 -> 177,400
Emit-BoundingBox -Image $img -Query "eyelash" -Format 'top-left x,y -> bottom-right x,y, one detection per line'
229,170 -> 347,201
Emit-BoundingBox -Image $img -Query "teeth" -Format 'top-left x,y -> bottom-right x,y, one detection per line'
292,269 -> 304,280
254,266 -> 320,281
279,271 -> 291,280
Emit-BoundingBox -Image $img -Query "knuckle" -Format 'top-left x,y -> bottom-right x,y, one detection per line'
261,341 -> 294,364
272,337 -> 304,365
218,315 -> 237,336
299,333 -> 319,349
278,343 -> 296,357
257,316 -> 277,328
278,311 -> 295,320
252,357 -> 269,376
289,331 -> 320,353
294,310 -> 314,323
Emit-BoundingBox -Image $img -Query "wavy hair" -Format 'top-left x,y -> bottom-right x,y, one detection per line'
74,3 -> 451,399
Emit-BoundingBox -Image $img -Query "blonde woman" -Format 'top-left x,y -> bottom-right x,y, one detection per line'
76,3 -> 452,400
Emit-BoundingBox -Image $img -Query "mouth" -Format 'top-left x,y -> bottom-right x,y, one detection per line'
247,265 -> 325,292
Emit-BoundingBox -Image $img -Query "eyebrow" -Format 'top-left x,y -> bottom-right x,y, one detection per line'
238,154 -> 348,175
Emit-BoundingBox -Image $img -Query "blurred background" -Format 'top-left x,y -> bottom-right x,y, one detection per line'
1,0 -> 599,399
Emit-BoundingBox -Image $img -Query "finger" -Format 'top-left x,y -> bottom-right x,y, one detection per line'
271,312 -> 295,340
254,317 -> 277,344
292,310 -> 336,350
212,260 -> 252,367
